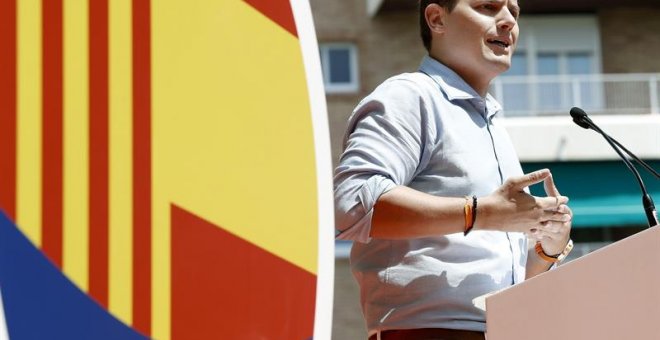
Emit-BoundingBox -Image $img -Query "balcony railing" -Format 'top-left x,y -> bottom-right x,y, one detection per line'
490,73 -> 660,117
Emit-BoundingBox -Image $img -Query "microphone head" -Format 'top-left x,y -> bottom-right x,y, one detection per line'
570,107 -> 591,129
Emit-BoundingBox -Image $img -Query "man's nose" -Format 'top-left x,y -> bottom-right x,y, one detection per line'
497,8 -> 517,32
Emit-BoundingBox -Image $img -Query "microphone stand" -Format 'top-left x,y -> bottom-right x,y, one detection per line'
570,107 -> 659,228
607,135 -> 659,179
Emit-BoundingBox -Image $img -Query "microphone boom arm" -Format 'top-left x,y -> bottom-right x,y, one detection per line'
570,107 -> 659,227
610,137 -> 660,179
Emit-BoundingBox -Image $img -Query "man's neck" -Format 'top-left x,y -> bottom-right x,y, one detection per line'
428,53 -> 492,98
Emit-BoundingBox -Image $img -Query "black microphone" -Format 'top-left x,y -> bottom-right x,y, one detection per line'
569,107 -> 658,227
570,108 -> 659,179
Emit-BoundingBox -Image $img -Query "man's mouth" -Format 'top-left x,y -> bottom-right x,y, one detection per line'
487,38 -> 510,48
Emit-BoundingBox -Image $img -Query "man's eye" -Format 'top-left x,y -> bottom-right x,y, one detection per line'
480,4 -> 497,11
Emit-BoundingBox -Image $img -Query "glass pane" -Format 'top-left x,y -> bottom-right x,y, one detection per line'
328,48 -> 351,84
502,52 -> 527,76
579,79 -> 601,111
537,52 -> 559,75
567,52 -> 600,110
503,83 -> 529,113
568,52 -> 592,75
537,53 -> 561,111
539,80 -> 562,110
501,52 -> 529,114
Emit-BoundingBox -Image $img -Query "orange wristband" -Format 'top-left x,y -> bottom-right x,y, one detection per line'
535,240 -> 574,263
464,196 -> 474,236
535,242 -> 560,263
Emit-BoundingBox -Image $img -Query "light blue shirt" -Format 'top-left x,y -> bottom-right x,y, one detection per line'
334,56 -> 528,333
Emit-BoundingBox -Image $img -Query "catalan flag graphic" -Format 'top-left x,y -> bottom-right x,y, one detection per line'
0,0 -> 334,339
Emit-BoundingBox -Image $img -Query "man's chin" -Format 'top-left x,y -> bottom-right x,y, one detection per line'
484,58 -> 512,74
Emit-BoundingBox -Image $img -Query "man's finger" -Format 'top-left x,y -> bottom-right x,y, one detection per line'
556,204 -> 572,216
530,228 -> 555,240
506,169 -> 550,191
527,228 -> 543,241
542,210 -> 572,223
543,172 -> 561,197
539,195 -> 569,209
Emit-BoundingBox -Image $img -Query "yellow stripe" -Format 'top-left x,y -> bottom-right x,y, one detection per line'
154,0 -> 316,271
151,188 -> 170,339
152,1 -> 313,338
109,0 -> 133,325
16,0 -> 42,247
62,0 -> 90,293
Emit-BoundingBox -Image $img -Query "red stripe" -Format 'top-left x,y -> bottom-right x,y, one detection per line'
42,0 -> 63,267
0,0 -> 16,220
243,0 -> 298,37
89,0 -> 109,307
132,0 -> 151,334
171,205 -> 316,339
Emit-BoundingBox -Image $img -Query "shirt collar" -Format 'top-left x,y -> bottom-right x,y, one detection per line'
418,55 -> 502,118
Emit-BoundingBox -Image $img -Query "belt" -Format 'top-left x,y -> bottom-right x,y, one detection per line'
368,328 -> 486,340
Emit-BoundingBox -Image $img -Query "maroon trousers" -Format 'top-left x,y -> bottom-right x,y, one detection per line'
369,328 -> 486,340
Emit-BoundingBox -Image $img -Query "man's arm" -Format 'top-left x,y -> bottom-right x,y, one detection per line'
371,169 -> 570,239
525,245 -> 554,278
370,186 -> 467,238
525,175 -> 573,279
525,229 -> 572,279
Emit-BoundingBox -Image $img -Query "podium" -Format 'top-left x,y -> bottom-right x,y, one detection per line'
485,226 -> 660,340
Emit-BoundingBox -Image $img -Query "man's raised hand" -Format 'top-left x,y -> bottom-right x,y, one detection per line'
475,169 -> 570,234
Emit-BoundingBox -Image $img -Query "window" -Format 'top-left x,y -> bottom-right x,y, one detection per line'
319,43 -> 359,93
501,52 -> 529,112
493,16 -> 602,116
537,52 -> 562,110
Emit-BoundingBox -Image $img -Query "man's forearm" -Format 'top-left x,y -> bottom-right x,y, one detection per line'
370,185 -> 468,239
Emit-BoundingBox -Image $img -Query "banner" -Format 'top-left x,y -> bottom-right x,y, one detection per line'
0,0 -> 333,338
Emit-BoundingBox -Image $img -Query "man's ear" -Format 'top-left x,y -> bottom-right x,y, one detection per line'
425,4 -> 447,35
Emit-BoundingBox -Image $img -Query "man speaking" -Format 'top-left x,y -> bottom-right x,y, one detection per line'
333,1 -> 574,339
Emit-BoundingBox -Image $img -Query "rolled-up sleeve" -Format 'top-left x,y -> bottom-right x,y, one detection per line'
334,79 -> 429,243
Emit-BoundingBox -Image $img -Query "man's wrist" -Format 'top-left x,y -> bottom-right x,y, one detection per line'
535,239 -> 573,263
540,236 -> 570,256
472,196 -> 492,231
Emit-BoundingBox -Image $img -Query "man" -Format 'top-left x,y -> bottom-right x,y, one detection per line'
333,0 -> 574,339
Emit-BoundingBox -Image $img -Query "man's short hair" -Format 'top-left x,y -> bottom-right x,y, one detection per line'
419,0 -> 458,51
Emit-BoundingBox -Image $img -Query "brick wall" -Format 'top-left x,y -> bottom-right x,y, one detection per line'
310,2 -> 425,338
599,7 -> 660,73
310,0 -> 424,167
332,259 -> 367,339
